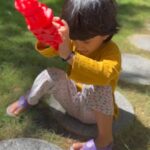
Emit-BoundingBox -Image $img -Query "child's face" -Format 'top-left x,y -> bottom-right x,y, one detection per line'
74,35 -> 108,56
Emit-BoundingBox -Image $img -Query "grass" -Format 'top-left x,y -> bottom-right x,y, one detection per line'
0,0 -> 150,149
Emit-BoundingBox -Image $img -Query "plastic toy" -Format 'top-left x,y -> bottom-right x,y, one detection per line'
15,0 -> 64,50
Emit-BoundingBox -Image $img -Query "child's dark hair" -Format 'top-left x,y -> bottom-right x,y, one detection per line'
61,0 -> 120,42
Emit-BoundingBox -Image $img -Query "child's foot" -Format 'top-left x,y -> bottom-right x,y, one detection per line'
70,142 -> 85,150
6,96 -> 29,117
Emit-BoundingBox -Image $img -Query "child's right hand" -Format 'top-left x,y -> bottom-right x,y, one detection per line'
52,17 -> 72,60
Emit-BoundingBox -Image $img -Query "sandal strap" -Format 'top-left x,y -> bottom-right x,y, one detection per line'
18,96 -> 28,108
82,139 -> 97,150
82,139 -> 113,150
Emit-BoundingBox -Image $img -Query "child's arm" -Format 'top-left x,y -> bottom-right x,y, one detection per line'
55,19 -> 121,86
68,44 -> 121,86
35,41 -> 58,58
35,18 -> 73,59
55,20 -> 121,86
55,19 -> 73,60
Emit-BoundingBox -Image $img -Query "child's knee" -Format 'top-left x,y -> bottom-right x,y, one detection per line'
47,67 -> 67,81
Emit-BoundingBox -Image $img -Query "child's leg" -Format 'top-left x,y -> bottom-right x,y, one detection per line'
71,85 -> 114,150
94,110 -> 113,148
7,67 -> 76,116
6,69 -> 56,116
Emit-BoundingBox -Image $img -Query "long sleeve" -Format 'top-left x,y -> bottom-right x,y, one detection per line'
69,43 -> 121,86
35,41 -> 58,58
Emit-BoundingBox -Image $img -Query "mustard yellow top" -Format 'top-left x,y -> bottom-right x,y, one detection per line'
35,40 -> 122,118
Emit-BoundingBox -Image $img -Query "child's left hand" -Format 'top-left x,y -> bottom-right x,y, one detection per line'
52,17 -> 72,59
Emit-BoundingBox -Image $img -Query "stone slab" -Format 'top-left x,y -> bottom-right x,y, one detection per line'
128,34 -> 150,52
0,138 -> 62,150
47,91 -> 134,139
120,53 -> 150,85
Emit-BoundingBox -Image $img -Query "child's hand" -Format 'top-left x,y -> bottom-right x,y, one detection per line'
52,17 -> 72,59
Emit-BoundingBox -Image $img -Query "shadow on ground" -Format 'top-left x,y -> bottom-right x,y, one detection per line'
118,80 -> 150,96
20,103 -> 150,150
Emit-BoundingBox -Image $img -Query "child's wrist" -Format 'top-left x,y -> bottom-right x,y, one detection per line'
61,51 -> 75,61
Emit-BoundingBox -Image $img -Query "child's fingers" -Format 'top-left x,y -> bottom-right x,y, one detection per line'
53,17 -> 64,26
52,19 -> 69,42
52,21 -> 61,29
58,20 -> 69,33
61,19 -> 69,28
53,16 -> 61,21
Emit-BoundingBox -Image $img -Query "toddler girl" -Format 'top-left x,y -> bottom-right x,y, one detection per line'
7,0 -> 121,149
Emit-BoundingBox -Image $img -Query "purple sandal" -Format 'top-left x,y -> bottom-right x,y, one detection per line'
6,96 -> 29,117
18,96 -> 29,108
81,139 -> 113,150
70,139 -> 113,150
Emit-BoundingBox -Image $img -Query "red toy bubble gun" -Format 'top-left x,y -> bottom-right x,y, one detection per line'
15,0 -> 64,50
